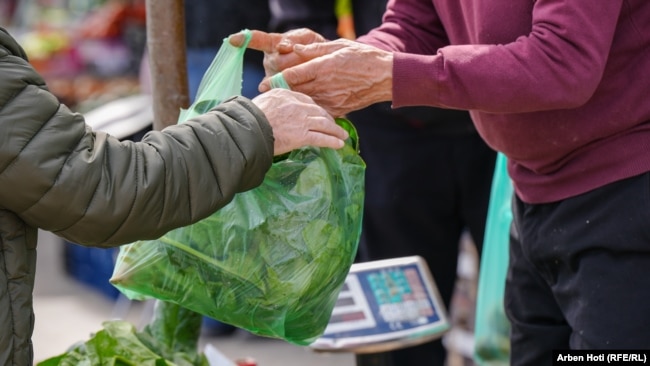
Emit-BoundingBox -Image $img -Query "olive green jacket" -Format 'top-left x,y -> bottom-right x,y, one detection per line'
0,28 -> 274,365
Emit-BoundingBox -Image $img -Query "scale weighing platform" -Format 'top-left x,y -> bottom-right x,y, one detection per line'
310,256 -> 450,354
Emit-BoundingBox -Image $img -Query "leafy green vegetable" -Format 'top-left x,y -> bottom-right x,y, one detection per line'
110,118 -> 365,345
37,302 -> 208,366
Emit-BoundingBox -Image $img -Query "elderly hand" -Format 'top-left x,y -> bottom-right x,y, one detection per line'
230,30 -> 393,117
229,28 -> 327,78
252,88 -> 348,156
269,39 -> 394,117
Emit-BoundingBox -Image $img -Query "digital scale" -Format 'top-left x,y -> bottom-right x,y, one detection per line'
310,256 -> 451,354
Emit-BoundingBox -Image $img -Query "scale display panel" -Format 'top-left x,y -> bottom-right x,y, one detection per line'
310,256 -> 450,353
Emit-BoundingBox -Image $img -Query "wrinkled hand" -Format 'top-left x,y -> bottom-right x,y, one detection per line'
231,30 -> 394,117
229,28 -> 327,79
252,89 -> 349,156
269,39 -> 394,117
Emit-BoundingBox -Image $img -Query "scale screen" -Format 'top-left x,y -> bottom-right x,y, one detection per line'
310,256 -> 450,353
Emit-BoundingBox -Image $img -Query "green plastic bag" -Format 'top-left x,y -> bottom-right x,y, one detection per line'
474,152 -> 512,365
110,30 -> 366,346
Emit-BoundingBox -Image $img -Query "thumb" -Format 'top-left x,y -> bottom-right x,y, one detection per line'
273,62 -> 319,92
259,66 -> 316,93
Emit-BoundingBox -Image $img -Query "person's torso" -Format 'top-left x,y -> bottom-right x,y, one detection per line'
432,0 -> 650,203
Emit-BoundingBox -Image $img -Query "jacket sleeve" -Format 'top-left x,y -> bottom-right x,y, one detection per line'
0,31 -> 274,247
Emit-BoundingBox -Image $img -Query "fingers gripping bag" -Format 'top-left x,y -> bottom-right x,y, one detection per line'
110,30 -> 366,345
474,152 -> 512,365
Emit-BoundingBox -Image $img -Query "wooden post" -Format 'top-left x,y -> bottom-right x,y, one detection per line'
145,0 -> 189,131
143,1 -> 205,338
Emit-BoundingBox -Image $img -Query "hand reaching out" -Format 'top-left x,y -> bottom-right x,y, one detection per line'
230,29 -> 393,117
229,28 -> 327,77
251,88 -> 348,156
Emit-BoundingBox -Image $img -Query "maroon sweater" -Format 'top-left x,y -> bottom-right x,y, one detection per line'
359,0 -> 650,203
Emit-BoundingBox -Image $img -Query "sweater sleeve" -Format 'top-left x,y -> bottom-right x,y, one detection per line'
361,0 -> 624,113
0,39 -> 274,247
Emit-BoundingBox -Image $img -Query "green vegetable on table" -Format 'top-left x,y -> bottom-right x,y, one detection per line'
38,302 -> 208,366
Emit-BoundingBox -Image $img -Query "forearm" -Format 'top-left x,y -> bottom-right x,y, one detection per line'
391,0 -> 623,113
12,98 -> 273,247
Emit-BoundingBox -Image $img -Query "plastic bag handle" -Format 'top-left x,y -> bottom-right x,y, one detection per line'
270,73 -> 291,90
236,28 -> 253,49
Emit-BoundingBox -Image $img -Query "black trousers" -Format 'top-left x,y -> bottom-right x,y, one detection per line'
350,104 -> 496,365
507,171 -> 650,365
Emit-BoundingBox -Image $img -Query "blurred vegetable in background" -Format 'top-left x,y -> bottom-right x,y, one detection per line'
38,301 -> 208,366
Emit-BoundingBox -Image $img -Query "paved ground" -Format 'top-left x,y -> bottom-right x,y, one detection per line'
33,230 -> 478,366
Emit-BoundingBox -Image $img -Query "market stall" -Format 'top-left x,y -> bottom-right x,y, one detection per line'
8,0 -> 146,112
